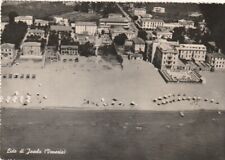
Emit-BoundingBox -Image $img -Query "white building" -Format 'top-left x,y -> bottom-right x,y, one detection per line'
34,19 -> 49,26
99,17 -> 130,29
1,43 -> 16,60
140,18 -> 164,30
53,16 -> 69,26
15,16 -> 33,25
156,31 -> 173,39
206,53 -> 225,70
27,29 -> 45,38
152,7 -> 166,13
110,26 -> 137,40
163,22 -> 183,30
75,21 -> 97,35
21,42 -> 42,59
177,44 -> 207,61
178,19 -> 195,29
133,8 -> 146,17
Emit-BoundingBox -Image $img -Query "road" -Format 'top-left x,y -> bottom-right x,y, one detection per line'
116,3 -> 139,32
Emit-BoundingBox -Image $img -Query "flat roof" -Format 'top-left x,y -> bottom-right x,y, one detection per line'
100,17 -> 130,23
1,43 -> 15,49
22,42 -> 41,47
207,52 -> 225,59
75,21 -> 97,26
50,25 -> 72,32
141,18 -> 164,23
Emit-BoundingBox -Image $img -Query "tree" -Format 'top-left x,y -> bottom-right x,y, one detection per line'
8,11 -> 18,24
172,27 -> 185,43
113,33 -> 128,46
138,30 -> 147,40
132,16 -> 138,21
79,42 -> 95,57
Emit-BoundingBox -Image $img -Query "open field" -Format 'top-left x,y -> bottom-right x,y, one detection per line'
1,108 -> 225,160
1,57 -> 225,111
53,11 -> 102,22
1,2 -> 74,21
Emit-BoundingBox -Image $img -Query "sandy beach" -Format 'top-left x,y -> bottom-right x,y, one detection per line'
1,56 -> 225,111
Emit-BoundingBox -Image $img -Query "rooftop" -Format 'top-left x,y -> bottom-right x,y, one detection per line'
28,29 -> 45,33
22,42 -> 41,47
178,44 -> 206,50
141,18 -> 164,23
50,25 -> 72,32
75,21 -> 97,26
207,52 -> 225,59
1,43 -> 15,49
15,16 -> 33,20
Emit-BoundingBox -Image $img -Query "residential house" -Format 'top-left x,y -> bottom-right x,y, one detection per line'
110,26 -> 137,40
27,29 -> 45,38
60,44 -> 79,62
152,7 -> 166,13
140,18 -> 164,30
99,17 -> 130,29
15,16 -> 33,25
1,43 -> 16,60
153,43 -> 179,70
177,44 -> 207,62
75,21 -> 97,35
206,53 -> 225,70
45,46 -> 60,62
50,25 -> 72,32
156,30 -> 173,39
53,16 -> 69,26
133,8 -> 146,17
132,37 -> 145,53
21,42 -> 42,59
178,19 -> 195,29
34,19 -> 49,26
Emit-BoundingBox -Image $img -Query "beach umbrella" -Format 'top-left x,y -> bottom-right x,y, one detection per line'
178,98 -> 182,101
130,101 -> 137,106
111,102 -> 115,105
216,102 -> 219,104
112,98 -> 118,101
210,99 -> 214,103
197,97 -> 201,100
158,97 -> 162,100
101,98 -> 105,102
12,96 -> 18,103
153,99 -> 157,102
43,96 -> 48,99
204,98 -> 208,101
157,103 -> 161,105
183,94 -> 186,96
218,111 -> 222,115
163,95 -> 167,99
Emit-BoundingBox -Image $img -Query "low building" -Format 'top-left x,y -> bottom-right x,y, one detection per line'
21,42 -> 42,59
110,26 -> 137,40
163,22 -> 183,30
1,43 -> 16,60
177,44 -> 207,62
206,53 -> 225,70
99,17 -> 130,29
153,43 -> 179,70
132,37 -> 145,53
60,44 -> 79,62
15,16 -> 33,25
156,31 -> 173,39
27,29 -> 45,38
108,13 -> 123,18
53,16 -> 69,26
152,7 -> 166,13
75,21 -> 97,35
34,19 -> 49,26
45,46 -> 60,62
50,25 -> 72,32
140,18 -> 164,30
133,8 -> 146,17
178,19 -> 195,29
